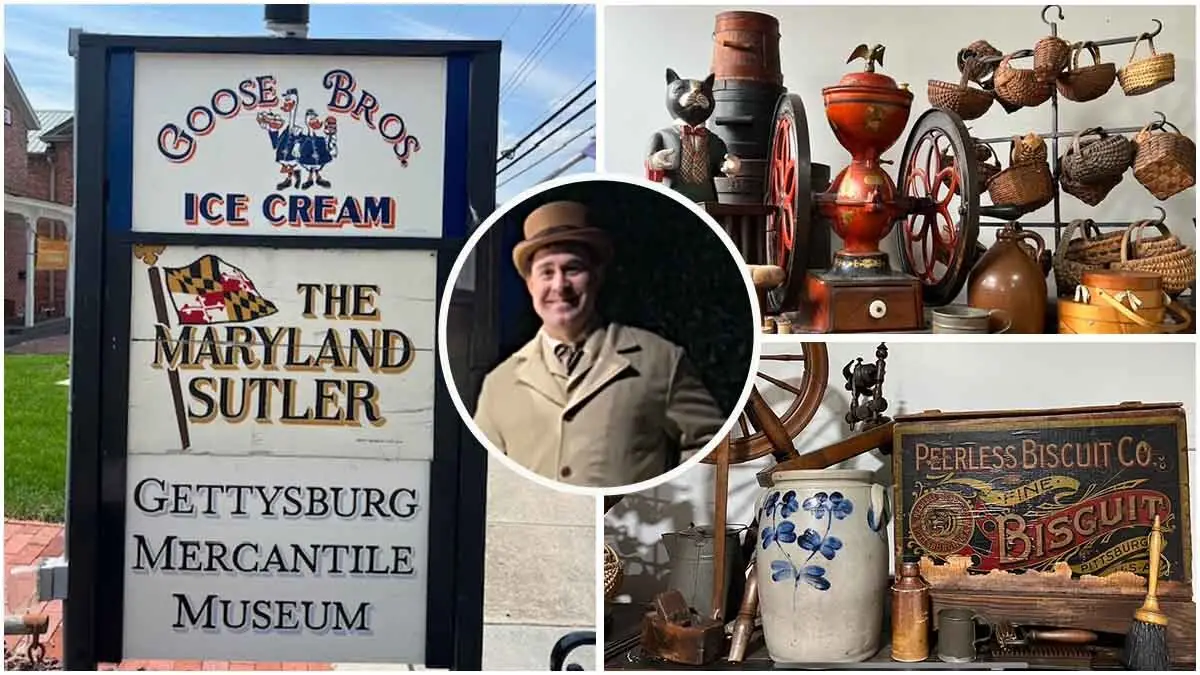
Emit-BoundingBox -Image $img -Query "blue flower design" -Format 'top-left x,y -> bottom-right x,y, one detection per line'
828,492 -> 853,520
797,528 -> 844,561
770,559 -> 795,582
761,520 -> 796,549
801,491 -> 829,518
761,491 -> 780,518
800,565 -> 831,591
780,490 -> 800,518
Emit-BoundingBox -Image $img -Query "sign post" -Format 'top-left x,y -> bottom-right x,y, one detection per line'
66,31 -> 498,669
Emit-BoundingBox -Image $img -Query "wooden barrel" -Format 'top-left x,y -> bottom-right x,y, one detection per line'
711,11 -> 783,85
711,85 -> 783,160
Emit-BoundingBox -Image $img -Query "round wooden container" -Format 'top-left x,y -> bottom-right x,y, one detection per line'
1059,270 -> 1191,333
711,11 -> 783,85
1058,299 -> 1170,334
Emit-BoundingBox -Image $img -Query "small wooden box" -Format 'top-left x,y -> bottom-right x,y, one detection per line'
798,272 -> 923,333
639,612 -> 725,666
893,402 -> 1191,581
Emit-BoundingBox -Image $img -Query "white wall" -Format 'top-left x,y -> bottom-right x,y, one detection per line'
601,4 -> 1196,302
605,339 -> 1198,603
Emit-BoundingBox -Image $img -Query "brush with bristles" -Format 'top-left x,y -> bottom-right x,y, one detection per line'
1122,514 -> 1170,670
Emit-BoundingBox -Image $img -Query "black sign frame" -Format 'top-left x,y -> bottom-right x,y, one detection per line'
66,33 -> 499,670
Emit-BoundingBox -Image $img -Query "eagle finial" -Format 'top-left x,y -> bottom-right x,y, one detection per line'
847,43 -> 887,73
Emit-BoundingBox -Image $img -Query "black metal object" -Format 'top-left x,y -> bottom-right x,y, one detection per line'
263,4 -> 309,38
842,342 -> 889,432
550,631 -> 597,671
65,32 -> 499,671
764,92 -> 813,313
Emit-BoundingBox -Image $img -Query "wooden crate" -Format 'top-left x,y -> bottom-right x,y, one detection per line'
893,403 -> 1195,665
893,402 -> 1191,581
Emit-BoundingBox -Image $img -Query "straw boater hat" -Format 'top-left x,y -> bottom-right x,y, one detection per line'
512,201 -> 613,277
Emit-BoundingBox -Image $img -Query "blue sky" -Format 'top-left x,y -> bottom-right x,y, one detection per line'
3,2 -> 596,203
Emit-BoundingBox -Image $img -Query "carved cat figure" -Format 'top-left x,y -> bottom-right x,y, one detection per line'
645,68 -> 740,204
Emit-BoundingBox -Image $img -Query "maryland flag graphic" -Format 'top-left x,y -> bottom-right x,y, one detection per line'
162,254 -> 278,325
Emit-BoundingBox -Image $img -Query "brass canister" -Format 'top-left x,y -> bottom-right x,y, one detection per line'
891,561 -> 931,662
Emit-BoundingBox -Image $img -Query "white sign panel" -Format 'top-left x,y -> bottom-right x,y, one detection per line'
131,53 -> 447,236
122,453 -> 430,662
124,244 -> 436,661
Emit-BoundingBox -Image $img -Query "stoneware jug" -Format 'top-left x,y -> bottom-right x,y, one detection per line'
967,223 -> 1047,333
755,470 -> 890,663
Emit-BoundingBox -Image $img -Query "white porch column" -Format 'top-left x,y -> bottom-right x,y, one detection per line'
24,210 -> 40,328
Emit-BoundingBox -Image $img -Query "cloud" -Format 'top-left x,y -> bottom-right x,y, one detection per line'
4,4 -> 239,109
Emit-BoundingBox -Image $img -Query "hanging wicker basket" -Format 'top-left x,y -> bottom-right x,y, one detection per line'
1011,132 -> 1048,165
1034,35 -> 1071,83
1060,127 -> 1133,184
994,52 -> 1054,108
987,154 -> 1054,212
1060,167 -> 1122,207
1132,121 -> 1196,200
1117,33 -> 1175,96
928,58 -> 994,120
1056,41 -> 1116,102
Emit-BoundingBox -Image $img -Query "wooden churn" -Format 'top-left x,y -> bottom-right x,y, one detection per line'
1058,269 -> 1192,334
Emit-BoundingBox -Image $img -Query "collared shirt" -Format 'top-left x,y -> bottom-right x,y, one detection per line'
539,324 -> 602,387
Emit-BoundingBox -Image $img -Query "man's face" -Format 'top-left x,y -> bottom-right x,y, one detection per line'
526,246 -> 599,332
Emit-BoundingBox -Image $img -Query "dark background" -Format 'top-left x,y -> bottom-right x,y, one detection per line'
483,179 -> 755,416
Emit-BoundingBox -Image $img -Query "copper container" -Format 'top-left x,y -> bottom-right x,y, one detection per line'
891,561 -> 931,662
967,223 -> 1047,333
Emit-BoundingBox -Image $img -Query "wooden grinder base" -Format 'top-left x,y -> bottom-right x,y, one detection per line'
798,270 -> 924,333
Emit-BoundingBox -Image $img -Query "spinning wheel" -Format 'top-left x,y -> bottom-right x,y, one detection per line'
894,108 -> 981,306
764,93 -> 814,314
701,342 -> 828,465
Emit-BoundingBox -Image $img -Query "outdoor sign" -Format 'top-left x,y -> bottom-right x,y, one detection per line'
68,34 -> 499,670
35,236 -> 69,270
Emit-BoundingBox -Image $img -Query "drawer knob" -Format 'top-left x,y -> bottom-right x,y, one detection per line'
868,299 -> 888,319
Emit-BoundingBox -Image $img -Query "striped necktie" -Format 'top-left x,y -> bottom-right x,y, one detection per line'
553,343 -> 584,375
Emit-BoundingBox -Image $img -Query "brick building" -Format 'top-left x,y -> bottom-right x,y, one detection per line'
5,56 -> 75,329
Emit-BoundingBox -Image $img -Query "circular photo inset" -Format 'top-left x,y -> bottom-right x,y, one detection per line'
439,174 -> 760,495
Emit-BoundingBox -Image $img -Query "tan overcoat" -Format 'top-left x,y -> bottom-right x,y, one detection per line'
473,322 -> 727,487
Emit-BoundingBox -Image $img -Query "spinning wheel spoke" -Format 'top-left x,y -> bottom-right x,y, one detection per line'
761,353 -> 806,362
756,370 -> 804,396
702,343 -> 828,465
892,109 -> 980,306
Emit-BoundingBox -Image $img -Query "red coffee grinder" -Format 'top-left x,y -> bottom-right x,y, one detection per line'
798,45 -> 924,332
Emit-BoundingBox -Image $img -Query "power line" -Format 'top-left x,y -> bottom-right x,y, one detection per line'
498,80 -> 595,161
498,6 -> 570,99
517,70 -> 594,140
497,124 -> 595,189
500,5 -> 585,104
497,99 -> 595,175
498,7 -> 523,41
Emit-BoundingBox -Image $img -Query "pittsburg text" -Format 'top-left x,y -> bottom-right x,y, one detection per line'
152,283 -> 415,427
913,436 -> 1162,473
131,478 -> 422,634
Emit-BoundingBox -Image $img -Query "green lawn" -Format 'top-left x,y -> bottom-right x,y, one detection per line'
5,354 -> 70,522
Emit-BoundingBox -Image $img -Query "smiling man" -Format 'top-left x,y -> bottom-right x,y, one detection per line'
473,200 -> 727,488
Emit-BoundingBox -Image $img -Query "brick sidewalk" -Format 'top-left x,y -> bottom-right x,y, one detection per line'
5,520 -> 332,671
